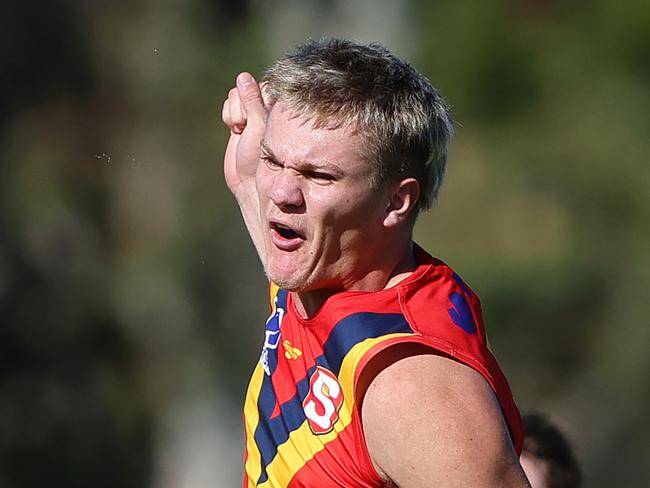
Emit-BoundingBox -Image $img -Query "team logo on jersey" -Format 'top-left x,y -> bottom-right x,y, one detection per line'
447,291 -> 477,334
283,340 -> 302,360
260,296 -> 285,375
303,366 -> 343,434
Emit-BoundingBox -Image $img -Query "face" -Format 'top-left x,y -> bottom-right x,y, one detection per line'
256,103 -> 391,292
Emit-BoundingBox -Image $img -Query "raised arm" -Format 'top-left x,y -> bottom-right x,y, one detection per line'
221,72 -> 270,265
362,353 -> 531,488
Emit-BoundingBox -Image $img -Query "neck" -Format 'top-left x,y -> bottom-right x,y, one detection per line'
293,240 -> 417,319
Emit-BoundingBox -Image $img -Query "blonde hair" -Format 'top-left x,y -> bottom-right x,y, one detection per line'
263,38 -> 453,214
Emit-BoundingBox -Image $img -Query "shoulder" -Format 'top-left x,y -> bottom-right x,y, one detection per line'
400,256 -> 485,338
361,352 -> 529,487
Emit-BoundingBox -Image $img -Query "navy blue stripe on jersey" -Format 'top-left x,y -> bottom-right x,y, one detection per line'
254,311 -> 412,484
276,289 -> 289,307
320,312 -> 411,374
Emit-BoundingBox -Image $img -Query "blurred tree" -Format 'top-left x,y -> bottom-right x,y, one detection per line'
410,1 -> 650,486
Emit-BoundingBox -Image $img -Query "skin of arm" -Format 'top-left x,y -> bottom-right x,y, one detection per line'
222,72 -> 270,266
361,352 -> 531,488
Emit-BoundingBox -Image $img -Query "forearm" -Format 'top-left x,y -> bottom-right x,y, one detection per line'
221,72 -> 270,266
234,185 -> 266,268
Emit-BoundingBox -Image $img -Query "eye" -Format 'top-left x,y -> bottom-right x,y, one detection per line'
261,155 -> 282,169
307,171 -> 335,182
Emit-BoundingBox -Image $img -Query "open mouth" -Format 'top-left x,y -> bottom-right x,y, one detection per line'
272,222 -> 302,240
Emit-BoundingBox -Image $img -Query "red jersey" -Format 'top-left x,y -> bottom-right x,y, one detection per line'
242,246 -> 523,487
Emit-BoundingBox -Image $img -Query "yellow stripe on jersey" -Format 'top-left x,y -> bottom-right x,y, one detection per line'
244,362 -> 267,487
253,332 -> 413,487
244,284 -> 281,486
269,283 -> 280,310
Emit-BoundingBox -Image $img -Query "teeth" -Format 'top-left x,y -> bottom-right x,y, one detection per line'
275,223 -> 290,230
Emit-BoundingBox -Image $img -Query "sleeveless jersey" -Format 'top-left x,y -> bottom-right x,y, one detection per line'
242,246 -> 523,487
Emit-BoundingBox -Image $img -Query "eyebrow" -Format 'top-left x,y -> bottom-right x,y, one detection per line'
260,140 -> 344,177
260,140 -> 281,163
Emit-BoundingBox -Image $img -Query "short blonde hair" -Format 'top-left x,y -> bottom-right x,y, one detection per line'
263,38 -> 453,214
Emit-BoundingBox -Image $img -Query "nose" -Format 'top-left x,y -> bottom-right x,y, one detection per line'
270,169 -> 304,210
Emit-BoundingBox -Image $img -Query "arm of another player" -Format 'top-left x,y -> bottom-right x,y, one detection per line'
222,72 -> 269,266
362,353 -> 531,488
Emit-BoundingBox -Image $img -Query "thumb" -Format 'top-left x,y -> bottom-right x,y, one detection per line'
237,72 -> 267,131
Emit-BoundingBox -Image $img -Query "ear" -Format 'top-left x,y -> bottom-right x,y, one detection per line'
383,178 -> 420,228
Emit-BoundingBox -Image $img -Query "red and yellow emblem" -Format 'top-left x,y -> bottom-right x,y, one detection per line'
302,366 -> 343,435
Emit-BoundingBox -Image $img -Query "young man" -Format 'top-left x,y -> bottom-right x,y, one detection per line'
222,39 -> 530,487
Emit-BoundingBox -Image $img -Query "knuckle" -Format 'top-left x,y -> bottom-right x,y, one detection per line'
241,87 -> 261,104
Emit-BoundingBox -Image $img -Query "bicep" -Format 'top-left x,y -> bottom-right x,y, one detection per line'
361,353 -> 530,488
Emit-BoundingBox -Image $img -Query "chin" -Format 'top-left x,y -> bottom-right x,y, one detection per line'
264,268 -> 307,292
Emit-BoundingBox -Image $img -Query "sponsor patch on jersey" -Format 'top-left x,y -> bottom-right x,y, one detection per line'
283,339 -> 302,360
303,366 -> 343,434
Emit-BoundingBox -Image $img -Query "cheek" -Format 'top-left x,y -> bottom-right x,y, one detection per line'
314,190 -> 382,233
340,190 -> 384,223
304,188 -> 338,222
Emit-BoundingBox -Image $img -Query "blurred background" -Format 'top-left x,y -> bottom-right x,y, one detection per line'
1,0 -> 648,486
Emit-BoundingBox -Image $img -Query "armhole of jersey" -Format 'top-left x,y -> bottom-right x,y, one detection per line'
350,337 -> 454,486
354,335 -> 495,410
350,334 -> 522,483
396,282 -> 524,454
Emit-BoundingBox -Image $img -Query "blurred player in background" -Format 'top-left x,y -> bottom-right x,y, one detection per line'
521,413 -> 582,488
